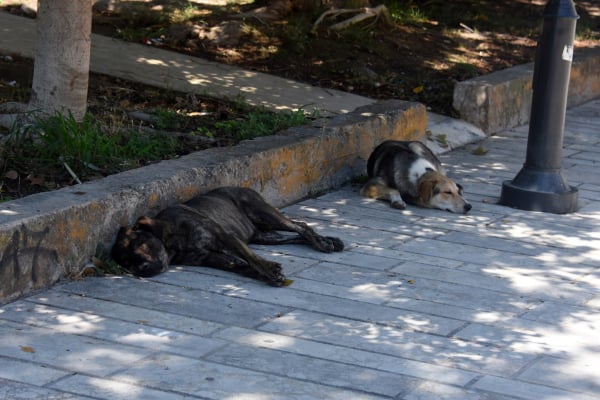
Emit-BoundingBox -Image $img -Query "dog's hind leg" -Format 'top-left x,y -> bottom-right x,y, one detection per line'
244,206 -> 344,253
251,231 -> 310,246
360,177 -> 406,209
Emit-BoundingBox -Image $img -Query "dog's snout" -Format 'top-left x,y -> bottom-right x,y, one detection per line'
464,203 -> 472,213
134,260 -> 165,277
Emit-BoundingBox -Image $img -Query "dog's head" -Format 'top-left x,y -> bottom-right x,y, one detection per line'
111,217 -> 170,277
418,171 -> 472,214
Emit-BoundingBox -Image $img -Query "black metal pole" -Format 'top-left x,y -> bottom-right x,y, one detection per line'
499,0 -> 579,214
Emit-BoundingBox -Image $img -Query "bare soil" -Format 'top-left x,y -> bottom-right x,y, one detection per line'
1,0 -> 599,199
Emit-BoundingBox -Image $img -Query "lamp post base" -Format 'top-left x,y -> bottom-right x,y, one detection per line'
499,168 -> 578,214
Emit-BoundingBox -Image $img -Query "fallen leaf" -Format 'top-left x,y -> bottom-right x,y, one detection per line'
91,256 -> 105,269
435,134 -> 448,148
20,345 -> 35,353
407,279 -> 415,284
4,170 -> 18,180
283,279 -> 294,286
78,265 -> 100,278
472,144 -> 489,155
412,85 -> 424,94
26,174 -> 45,186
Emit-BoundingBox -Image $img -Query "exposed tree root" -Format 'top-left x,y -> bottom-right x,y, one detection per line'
312,4 -> 390,33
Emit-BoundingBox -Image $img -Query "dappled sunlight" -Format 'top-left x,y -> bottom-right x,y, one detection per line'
477,262 -> 596,309
230,330 -> 297,350
512,317 -> 600,355
118,328 -> 182,345
2,303 -> 105,335
135,57 -> 169,67
225,395 -> 272,400
88,378 -> 145,397
349,282 -> 403,303
472,310 -> 517,324
298,206 -> 340,218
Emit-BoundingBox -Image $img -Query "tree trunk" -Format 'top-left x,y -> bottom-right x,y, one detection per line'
28,0 -> 92,121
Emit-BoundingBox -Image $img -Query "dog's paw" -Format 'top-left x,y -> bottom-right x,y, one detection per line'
262,261 -> 287,286
269,276 -> 294,287
391,200 -> 407,210
325,236 -> 345,252
312,236 -> 342,253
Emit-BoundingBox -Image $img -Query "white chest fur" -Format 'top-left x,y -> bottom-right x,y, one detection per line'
408,158 -> 438,185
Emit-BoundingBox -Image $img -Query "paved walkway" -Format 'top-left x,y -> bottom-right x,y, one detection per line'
1,99 -> 599,399
0,11 -> 375,115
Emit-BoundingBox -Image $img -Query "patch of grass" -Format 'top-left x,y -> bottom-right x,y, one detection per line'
92,244 -> 130,276
215,108 -> 312,140
386,1 -> 429,25
155,108 -> 184,130
454,62 -> 479,80
1,111 -> 179,184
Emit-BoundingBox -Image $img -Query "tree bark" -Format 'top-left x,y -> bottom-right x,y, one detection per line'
28,0 -> 92,121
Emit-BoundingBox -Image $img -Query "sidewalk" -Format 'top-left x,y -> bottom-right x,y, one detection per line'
0,11 -> 375,115
1,99 -> 599,399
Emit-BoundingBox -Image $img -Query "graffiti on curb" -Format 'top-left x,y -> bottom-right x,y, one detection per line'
1,225 -> 59,296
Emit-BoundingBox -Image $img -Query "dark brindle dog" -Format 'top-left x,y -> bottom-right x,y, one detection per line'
112,187 -> 344,286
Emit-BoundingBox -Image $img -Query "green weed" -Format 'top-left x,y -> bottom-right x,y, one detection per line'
1,111 -> 178,182
215,108 -> 311,140
386,1 -> 429,25
155,108 -> 184,130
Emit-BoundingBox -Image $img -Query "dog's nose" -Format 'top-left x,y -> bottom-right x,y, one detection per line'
464,203 -> 472,213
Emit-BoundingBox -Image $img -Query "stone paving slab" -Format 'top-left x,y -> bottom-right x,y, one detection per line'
1,102 -> 600,400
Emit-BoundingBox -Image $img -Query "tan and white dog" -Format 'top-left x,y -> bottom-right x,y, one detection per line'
360,140 -> 471,214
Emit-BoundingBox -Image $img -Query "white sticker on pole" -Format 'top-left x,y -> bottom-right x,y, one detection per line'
562,45 -> 573,62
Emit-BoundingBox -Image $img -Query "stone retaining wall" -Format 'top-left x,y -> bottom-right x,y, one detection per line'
453,46 -> 600,135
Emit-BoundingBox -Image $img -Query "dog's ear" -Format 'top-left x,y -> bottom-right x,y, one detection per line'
456,183 -> 464,195
134,216 -> 167,239
418,179 -> 435,203
134,216 -> 154,230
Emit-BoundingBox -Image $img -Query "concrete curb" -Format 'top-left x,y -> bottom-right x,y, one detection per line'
0,100 -> 426,303
453,46 -> 600,135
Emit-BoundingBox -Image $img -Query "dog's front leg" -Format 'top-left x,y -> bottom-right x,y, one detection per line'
388,191 -> 407,209
224,237 -> 288,286
201,252 -> 279,283
244,207 -> 344,253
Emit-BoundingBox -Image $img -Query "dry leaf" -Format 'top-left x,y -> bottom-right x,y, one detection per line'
26,174 -> 45,186
407,279 -> 415,284
412,85 -> 424,94
435,134 -> 448,148
282,279 -> 294,286
20,345 -> 35,353
91,256 -> 105,269
472,144 -> 489,155
4,170 -> 18,180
